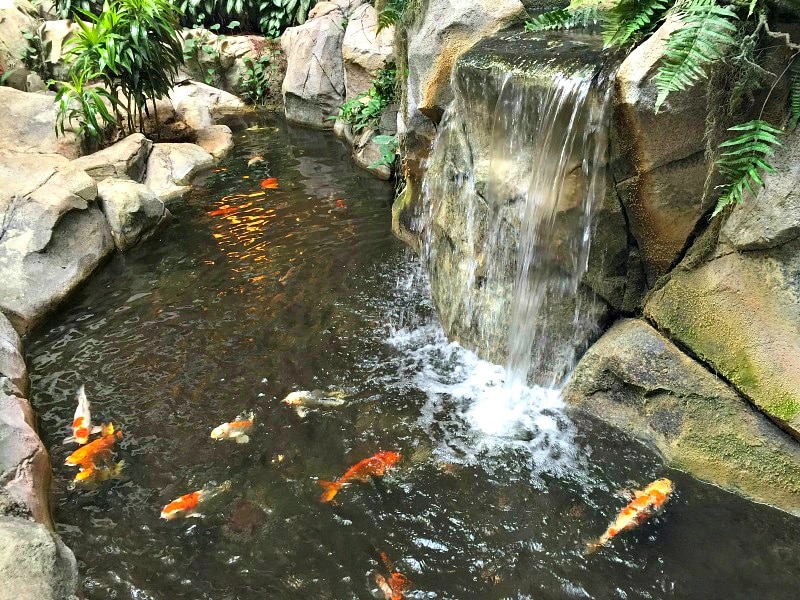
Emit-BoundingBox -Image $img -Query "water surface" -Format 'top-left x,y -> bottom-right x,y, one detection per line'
27,115 -> 800,599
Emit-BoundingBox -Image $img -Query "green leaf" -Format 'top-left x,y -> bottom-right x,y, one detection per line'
602,0 -> 667,49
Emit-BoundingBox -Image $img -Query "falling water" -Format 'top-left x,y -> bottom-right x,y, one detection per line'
419,29 -> 614,389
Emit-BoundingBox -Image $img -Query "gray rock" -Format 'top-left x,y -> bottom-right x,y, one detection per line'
281,2 -> 346,128
644,131 -> 800,438
0,516 -> 80,600
195,125 -> 234,159
72,133 -> 153,183
25,72 -> 45,93
144,143 -> 214,202
0,87 -> 81,159
333,118 -> 355,144
0,313 -> 26,396
0,152 -> 114,333
97,178 -> 170,251
564,319 -> 800,515
379,104 -> 398,135
0,0 -> 37,92
38,19 -> 78,81
352,128 -> 390,180
0,388 -> 51,527
342,4 -> 394,101
169,80 -> 246,132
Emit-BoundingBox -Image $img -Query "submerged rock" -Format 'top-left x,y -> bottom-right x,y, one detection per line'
0,87 -> 81,158
72,133 -> 153,182
0,516 -> 80,600
144,143 -> 214,202
564,319 -> 800,514
645,128 -> 800,438
97,178 -> 170,251
0,152 -> 113,333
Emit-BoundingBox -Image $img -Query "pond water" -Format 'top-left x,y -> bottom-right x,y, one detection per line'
27,115 -> 800,599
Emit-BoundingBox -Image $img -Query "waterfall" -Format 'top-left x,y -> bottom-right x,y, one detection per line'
418,30 -> 614,389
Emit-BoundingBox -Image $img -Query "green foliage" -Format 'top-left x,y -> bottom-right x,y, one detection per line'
368,134 -> 399,170
790,58 -> 800,130
654,0 -> 738,112
182,26 -> 225,85
21,30 -> 54,81
55,0 -> 184,142
525,7 -> 600,32
713,120 -> 783,216
375,0 -> 407,32
602,0 -> 667,48
240,54 -> 274,105
174,0 -> 315,37
54,69 -> 117,146
336,62 -> 398,132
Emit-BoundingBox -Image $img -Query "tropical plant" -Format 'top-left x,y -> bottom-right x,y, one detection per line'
369,134 -> 399,170
173,0 -> 315,37
240,54 -> 274,105
53,68 -> 117,149
21,29 -> 54,82
526,0 -> 799,216
182,23 -> 238,86
335,62 -> 398,132
375,0 -> 408,32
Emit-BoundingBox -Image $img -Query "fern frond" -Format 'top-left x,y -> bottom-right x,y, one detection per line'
789,58 -> 800,130
654,0 -> 738,112
602,0 -> 667,49
713,120 -> 783,216
375,0 -> 407,32
525,7 -> 601,31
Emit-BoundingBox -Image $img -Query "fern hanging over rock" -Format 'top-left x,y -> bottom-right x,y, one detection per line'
602,0 -> 667,48
653,0 -> 738,112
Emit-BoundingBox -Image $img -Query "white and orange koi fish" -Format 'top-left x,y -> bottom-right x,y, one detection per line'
587,478 -> 673,554
64,385 -> 101,445
210,412 -> 255,444
160,480 -> 232,520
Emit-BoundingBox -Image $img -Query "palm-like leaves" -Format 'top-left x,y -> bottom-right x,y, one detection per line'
653,0 -> 737,112
713,120 -> 783,216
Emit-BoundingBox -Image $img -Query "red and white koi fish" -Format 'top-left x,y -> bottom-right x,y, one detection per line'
64,423 -> 121,469
160,480 -> 233,520
587,478 -> 673,554
64,385 -> 101,445
375,552 -> 410,600
210,412 -> 255,444
318,451 -> 401,503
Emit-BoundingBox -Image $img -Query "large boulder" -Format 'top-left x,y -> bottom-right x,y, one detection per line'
281,2 -> 347,128
0,0 -> 38,91
342,3 -> 394,100
564,319 -> 800,514
97,178 -> 170,251
0,152 -> 113,333
645,128 -> 800,438
72,133 -> 153,182
38,19 -> 78,82
196,124 -> 234,159
169,80 -> 247,131
0,87 -> 81,158
144,143 -> 213,202
0,387 -> 51,527
0,314 -> 25,396
0,516 -> 80,600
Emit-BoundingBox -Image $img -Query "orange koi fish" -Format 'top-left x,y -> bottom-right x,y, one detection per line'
587,478 -> 673,554
73,460 -> 126,485
64,385 -> 101,445
260,177 -> 279,189
210,412 -> 255,444
160,480 -> 232,520
64,423 -> 122,469
375,552 -> 410,600
318,451 -> 401,503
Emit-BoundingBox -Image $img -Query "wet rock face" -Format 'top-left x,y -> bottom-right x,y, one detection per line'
0,516 -> 80,600
645,128 -> 800,439
564,319 -> 800,515
0,152 -> 114,334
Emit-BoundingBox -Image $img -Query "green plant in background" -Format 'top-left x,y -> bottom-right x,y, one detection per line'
21,29 -> 54,82
240,54 -> 273,105
182,22 -> 239,86
369,134 -> 399,170
335,62 -> 398,132
526,0 -> 800,216
173,0 -> 314,37
375,0 -> 408,31
54,68 -> 117,148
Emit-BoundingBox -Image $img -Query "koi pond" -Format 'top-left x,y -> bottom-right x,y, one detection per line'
27,115 -> 800,599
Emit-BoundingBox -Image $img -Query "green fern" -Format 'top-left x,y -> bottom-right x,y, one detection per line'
602,0 -> 667,49
790,58 -> 800,130
525,7 -> 601,32
654,0 -> 738,112
375,0 -> 407,32
713,120 -> 783,216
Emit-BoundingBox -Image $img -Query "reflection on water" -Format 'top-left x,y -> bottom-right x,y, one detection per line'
26,114 -> 800,600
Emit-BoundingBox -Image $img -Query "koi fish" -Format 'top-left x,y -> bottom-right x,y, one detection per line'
260,177 -> 279,189
64,385 -> 101,445
210,412 -> 255,444
160,480 -> 233,520
247,155 -> 264,166
282,390 -> 347,418
375,552 -> 410,600
586,478 -> 673,554
64,423 -> 122,469
318,451 -> 401,503
73,460 -> 126,485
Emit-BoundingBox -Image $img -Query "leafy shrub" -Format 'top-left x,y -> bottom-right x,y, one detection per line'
335,63 -> 398,132
174,0 -> 315,37
240,54 -> 274,105
54,69 -> 117,147
369,134 -> 399,170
